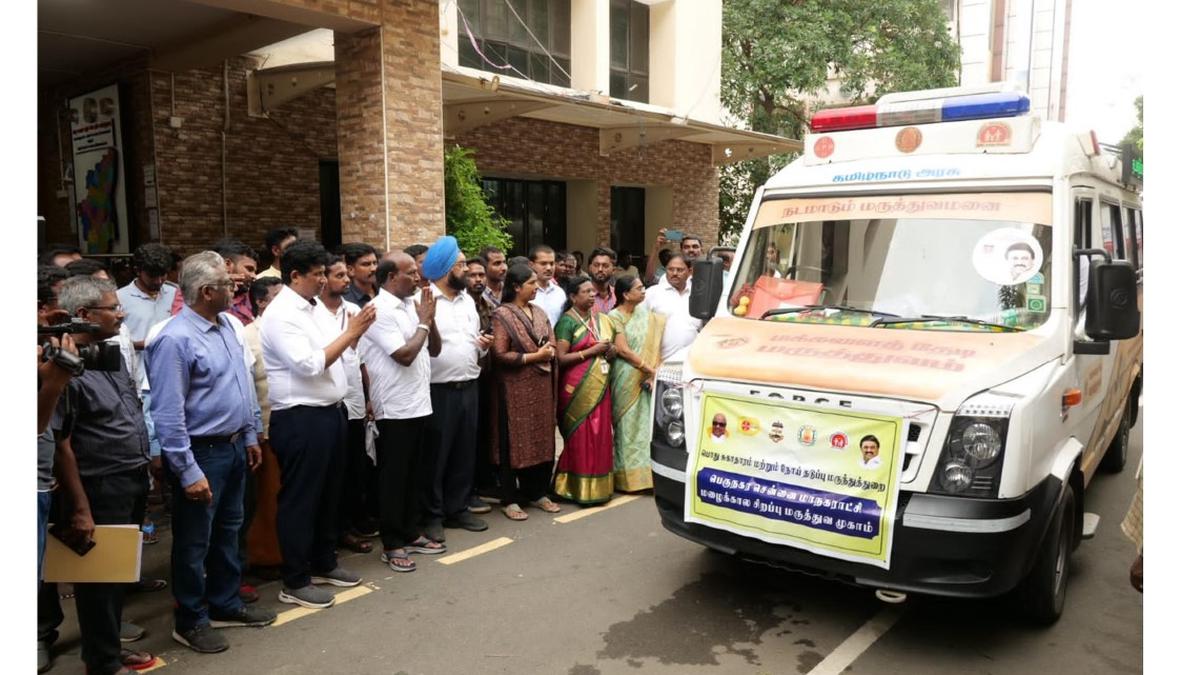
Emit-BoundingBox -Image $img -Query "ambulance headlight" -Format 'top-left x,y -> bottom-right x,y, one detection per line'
654,365 -> 686,449
666,421 -> 685,447
960,422 -> 1002,464
940,461 -> 976,494
661,388 -> 684,418
931,395 -> 1013,498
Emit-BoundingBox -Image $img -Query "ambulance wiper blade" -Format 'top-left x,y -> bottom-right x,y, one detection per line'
761,305 -> 899,319
869,314 -> 1023,331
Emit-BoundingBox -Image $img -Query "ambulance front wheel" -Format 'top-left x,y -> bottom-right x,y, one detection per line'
1014,483 -> 1075,625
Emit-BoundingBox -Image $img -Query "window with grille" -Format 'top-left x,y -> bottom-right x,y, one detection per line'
610,0 -> 649,103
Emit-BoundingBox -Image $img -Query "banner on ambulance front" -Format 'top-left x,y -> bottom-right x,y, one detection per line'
684,393 -> 905,569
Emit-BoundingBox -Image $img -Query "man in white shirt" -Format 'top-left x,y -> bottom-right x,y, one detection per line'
360,250 -> 445,573
419,238 -> 494,541
317,254 -> 375,555
529,244 -> 566,327
643,254 -> 702,361
260,240 -> 376,609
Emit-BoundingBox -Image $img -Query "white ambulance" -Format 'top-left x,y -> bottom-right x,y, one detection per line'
650,84 -> 1142,624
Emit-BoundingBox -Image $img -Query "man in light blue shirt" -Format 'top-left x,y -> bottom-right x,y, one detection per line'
117,243 -> 177,350
145,251 -> 275,654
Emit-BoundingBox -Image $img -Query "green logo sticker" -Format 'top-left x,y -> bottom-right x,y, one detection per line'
1026,295 -> 1047,312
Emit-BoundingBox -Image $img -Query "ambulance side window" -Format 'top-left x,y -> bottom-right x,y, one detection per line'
1124,205 -> 1141,270
1074,198 -> 1093,313
1108,203 -> 1126,260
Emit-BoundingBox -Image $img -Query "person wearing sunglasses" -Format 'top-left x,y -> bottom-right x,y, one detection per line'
710,413 -> 728,443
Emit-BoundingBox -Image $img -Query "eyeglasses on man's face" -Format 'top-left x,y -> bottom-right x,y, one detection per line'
86,304 -> 123,313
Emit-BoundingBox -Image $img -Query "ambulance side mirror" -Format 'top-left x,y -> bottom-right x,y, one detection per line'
1084,260 -> 1140,341
689,260 -> 724,321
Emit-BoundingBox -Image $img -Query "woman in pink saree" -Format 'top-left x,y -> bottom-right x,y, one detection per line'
552,276 -> 616,505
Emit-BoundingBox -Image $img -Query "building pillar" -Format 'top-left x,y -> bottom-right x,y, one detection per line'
334,0 -> 445,250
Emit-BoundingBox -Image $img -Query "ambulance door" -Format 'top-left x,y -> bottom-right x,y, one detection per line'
1068,191 -> 1108,481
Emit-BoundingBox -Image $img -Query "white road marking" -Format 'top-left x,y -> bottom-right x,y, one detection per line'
437,536 -> 514,565
806,606 -> 905,675
553,494 -> 641,524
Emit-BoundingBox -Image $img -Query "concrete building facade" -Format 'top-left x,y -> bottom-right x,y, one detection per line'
37,0 -> 799,260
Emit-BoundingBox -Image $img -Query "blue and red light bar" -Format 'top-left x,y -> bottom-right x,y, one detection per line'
811,91 -> 1030,133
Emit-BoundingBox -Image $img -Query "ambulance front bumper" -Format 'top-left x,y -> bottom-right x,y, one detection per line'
650,447 -> 1062,599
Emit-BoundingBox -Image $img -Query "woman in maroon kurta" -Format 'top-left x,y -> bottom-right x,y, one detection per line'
489,264 -> 561,520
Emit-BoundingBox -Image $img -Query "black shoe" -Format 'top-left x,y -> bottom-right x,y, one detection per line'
467,496 -> 493,514
424,521 -> 446,543
445,512 -> 489,532
210,605 -> 277,628
172,624 -> 229,654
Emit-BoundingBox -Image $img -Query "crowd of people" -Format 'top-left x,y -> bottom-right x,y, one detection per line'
35,227 -> 716,674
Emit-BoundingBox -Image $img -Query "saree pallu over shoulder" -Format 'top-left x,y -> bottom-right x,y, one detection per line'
607,306 -> 663,493
553,309 -> 616,505
556,311 -> 616,440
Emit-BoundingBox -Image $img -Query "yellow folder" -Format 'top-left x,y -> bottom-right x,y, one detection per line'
42,525 -> 143,583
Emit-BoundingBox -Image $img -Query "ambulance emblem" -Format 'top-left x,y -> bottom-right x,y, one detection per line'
977,122 -> 1012,147
895,127 -> 922,153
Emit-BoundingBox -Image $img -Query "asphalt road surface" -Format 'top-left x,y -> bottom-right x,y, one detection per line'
43,414 -> 1142,674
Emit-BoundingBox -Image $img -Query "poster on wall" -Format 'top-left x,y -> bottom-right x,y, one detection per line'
69,84 -> 129,254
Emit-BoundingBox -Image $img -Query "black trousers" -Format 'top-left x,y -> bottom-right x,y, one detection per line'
271,405 -> 346,590
376,417 -> 428,550
39,468 -> 148,673
473,374 -> 499,493
338,416 -> 375,535
421,381 -> 479,523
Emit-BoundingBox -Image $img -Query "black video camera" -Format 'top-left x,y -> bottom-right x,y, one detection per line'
38,319 -> 123,374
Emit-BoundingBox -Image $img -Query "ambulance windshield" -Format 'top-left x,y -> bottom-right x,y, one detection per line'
729,192 -> 1054,332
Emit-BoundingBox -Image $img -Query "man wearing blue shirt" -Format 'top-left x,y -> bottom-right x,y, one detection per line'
146,251 -> 276,654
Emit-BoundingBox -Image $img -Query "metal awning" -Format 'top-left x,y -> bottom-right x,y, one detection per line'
441,66 -> 804,165
246,61 -> 804,166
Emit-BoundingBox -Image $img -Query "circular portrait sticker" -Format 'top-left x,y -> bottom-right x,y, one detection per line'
972,230 -> 1044,286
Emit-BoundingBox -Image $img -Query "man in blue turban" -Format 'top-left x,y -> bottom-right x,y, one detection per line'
418,235 -> 493,541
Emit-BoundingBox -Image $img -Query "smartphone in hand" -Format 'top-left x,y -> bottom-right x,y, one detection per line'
664,229 -> 684,241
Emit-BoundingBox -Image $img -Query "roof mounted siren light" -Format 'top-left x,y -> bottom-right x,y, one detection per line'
810,82 -> 1031,133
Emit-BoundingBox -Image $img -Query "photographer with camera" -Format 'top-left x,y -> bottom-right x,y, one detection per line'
43,276 -> 156,674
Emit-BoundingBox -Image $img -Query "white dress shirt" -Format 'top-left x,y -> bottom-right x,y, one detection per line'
428,284 -> 483,384
531,281 -> 567,328
319,298 -> 367,420
260,284 -> 348,410
360,288 -> 431,420
644,278 -> 702,361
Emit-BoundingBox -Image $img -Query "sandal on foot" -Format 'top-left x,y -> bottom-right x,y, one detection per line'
530,497 -> 561,514
404,536 -> 446,555
338,534 -> 374,554
502,503 -> 528,521
132,578 -> 167,593
380,549 -> 416,572
120,649 -> 157,671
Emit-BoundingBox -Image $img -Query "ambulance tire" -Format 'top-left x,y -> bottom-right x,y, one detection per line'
1015,484 -> 1074,625
1100,400 -> 1131,473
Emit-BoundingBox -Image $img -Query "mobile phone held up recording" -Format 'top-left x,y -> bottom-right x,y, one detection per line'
664,229 -> 684,242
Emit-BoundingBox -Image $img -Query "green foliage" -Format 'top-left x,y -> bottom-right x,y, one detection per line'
443,145 -> 512,256
1122,96 -> 1143,158
719,0 -> 961,242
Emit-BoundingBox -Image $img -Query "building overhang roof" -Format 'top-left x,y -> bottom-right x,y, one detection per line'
440,66 -> 805,165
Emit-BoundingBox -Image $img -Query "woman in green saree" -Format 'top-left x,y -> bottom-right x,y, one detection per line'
553,276 -> 617,504
607,275 -> 663,492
